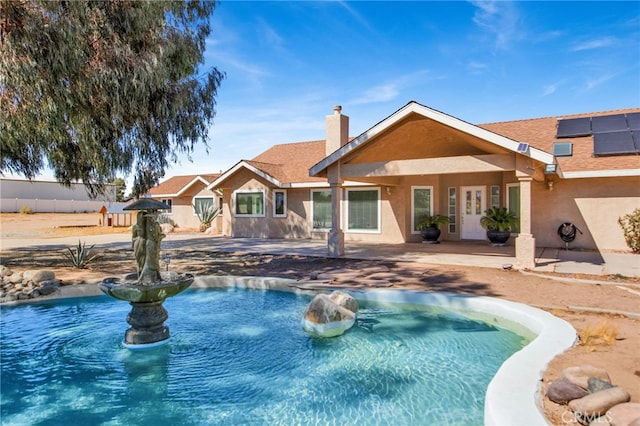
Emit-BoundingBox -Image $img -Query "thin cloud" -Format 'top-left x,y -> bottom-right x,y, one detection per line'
586,73 -> 617,90
348,70 -> 431,106
335,1 -> 373,32
468,61 -> 489,74
542,80 -> 564,96
571,37 -> 616,52
470,1 -> 521,50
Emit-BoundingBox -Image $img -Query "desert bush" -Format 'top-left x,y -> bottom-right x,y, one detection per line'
618,208 -> 640,253
579,319 -> 619,350
194,203 -> 220,231
19,205 -> 33,214
63,240 -> 98,269
157,213 -> 176,227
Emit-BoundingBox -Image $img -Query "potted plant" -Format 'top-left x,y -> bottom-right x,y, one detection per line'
480,207 -> 518,246
416,215 -> 450,244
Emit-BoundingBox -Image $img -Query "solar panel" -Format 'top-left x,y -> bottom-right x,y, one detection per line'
627,112 -> 640,131
591,114 -> 628,133
553,142 -> 573,157
633,132 -> 640,151
593,131 -> 637,156
557,117 -> 591,138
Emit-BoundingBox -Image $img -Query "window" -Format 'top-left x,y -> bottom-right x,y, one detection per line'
347,188 -> 379,232
193,196 -> 214,215
234,190 -> 265,217
273,190 -> 287,218
490,186 -> 500,209
311,190 -> 331,230
160,198 -> 172,213
411,186 -> 433,234
448,187 -> 456,233
506,184 -> 521,233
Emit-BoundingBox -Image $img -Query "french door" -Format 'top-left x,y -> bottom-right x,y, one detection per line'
460,186 -> 486,240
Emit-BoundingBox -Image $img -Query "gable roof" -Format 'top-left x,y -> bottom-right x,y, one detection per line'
149,173 -> 220,197
208,140 -> 328,189
310,101 -> 640,179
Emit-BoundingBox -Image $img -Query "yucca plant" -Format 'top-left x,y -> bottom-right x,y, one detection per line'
63,240 -> 99,269
193,203 -> 221,231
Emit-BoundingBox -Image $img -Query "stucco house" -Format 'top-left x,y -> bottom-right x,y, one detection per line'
204,101 -> 639,269
148,173 -> 222,230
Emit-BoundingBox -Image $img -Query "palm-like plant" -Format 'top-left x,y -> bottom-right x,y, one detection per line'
194,203 -> 221,231
416,214 -> 450,230
480,207 -> 518,232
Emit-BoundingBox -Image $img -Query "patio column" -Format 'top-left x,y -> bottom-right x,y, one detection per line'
515,176 -> 536,269
327,182 -> 344,257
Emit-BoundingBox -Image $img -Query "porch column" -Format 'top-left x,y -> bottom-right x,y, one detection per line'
327,182 -> 344,257
515,176 -> 536,269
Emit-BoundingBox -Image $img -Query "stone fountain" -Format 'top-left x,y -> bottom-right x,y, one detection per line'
100,198 -> 193,348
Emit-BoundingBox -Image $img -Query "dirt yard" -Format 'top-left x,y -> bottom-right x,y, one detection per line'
1,213 -> 639,424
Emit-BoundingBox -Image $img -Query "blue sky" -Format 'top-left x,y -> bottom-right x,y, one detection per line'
174,0 -> 639,178
26,1 -> 640,187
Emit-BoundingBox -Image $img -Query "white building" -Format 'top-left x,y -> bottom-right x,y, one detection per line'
0,177 -> 116,213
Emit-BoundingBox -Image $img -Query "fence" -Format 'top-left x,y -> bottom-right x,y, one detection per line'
1,198 -> 107,213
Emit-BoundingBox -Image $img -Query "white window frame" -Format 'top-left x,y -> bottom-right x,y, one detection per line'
411,186 -> 434,234
160,198 -> 173,213
345,187 -> 380,233
192,196 -> 215,216
490,185 -> 500,209
273,189 -> 287,218
448,187 -> 456,234
233,189 -> 266,218
310,189 -> 332,232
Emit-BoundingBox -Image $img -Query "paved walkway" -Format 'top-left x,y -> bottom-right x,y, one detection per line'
2,232 -> 639,278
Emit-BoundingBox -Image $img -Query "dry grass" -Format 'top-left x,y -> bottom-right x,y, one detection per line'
579,319 -> 620,350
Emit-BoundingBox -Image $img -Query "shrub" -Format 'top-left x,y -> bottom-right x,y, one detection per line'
19,205 -> 33,214
157,213 -> 176,227
193,203 -> 221,231
579,319 -> 619,350
618,208 -> 640,253
63,240 -> 98,269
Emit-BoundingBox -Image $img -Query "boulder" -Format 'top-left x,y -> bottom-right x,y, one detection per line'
588,377 -> 614,393
328,290 -> 358,313
302,292 -> 357,337
563,365 -> 611,390
0,265 -> 12,277
547,378 -> 589,404
569,387 -> 631,422
23,270 -> 55,283
607,402 -> 640,426
8,272 -> 24,284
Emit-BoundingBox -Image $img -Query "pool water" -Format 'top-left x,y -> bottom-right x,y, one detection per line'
0,289 -> 529,425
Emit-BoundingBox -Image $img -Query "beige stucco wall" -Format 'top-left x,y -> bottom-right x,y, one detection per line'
157,185 -> 221,231
531,176 -> 640,251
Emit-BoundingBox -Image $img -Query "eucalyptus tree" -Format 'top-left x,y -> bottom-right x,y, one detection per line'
0,0 -> 224,196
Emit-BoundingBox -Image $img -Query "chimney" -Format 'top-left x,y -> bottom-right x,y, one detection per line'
325,105 -> 349,156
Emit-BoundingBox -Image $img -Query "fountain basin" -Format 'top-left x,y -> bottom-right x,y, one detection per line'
100,272 -> 194,303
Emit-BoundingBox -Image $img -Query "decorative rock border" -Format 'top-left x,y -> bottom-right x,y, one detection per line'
0,266 -> 61,302
546,364 -> 639,425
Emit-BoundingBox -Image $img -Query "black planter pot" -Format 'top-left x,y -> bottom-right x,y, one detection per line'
421,226 -> 441,244
486,230 -> 511,246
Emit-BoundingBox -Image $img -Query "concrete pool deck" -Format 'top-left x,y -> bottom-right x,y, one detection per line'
2,232 -> 639,278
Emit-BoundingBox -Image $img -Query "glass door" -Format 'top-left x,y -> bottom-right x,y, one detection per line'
460,186 -> 486,240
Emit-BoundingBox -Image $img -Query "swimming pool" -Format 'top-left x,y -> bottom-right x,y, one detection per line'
1,286 -> 533,425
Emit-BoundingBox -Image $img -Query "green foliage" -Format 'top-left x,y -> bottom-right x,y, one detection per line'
194,203 -> 220,230
618,208 -> 640,253
63,240 -> 98,269
112,178 -> 127,202
19,205 -> 32,214
0,1 -> 224,197
416,215 -> 449,230
480,207 -> 518,232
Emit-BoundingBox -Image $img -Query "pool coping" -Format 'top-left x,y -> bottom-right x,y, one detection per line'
6,275 -> 578,424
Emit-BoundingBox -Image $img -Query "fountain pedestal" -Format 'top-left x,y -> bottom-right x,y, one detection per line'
99,198 -> 194,349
